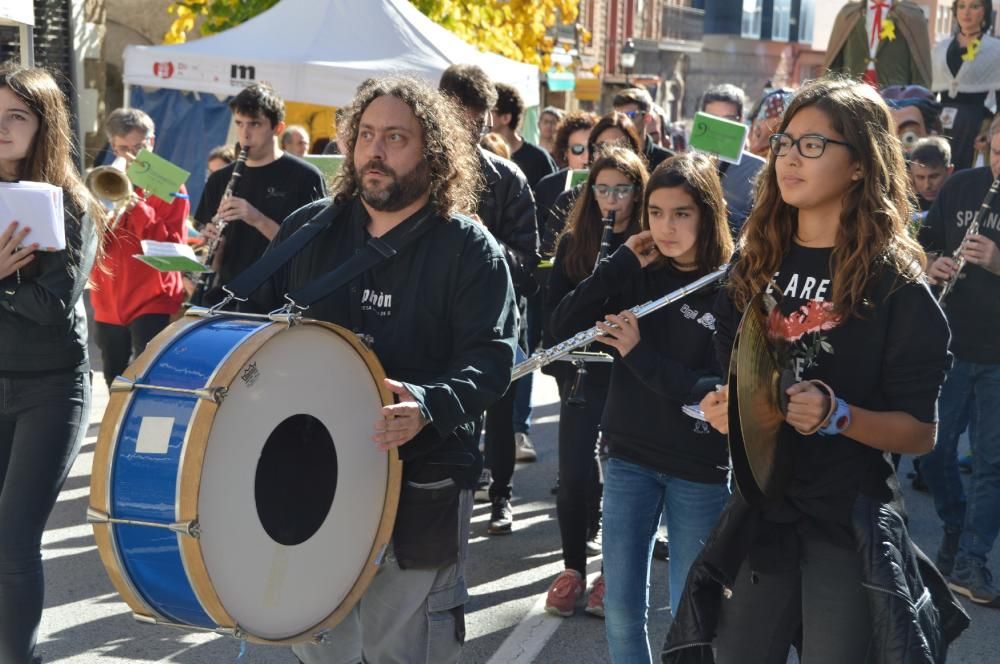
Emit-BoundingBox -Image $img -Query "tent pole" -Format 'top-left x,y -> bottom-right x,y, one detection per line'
123,82 -> 132,109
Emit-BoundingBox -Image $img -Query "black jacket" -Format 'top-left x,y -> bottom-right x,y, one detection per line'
476,148 -> 540,297
661,488 -> 970,664
248,198 -> 518,488
0,203 -> 97,373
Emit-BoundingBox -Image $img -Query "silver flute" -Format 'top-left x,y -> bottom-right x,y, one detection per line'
512,266 -> 728,381
937,174 -> 1000,304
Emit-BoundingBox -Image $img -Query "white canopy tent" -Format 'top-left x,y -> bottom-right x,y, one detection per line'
122,0 -> 539,107
0,0 -> 35,66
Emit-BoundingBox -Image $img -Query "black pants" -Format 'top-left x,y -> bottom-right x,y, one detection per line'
485,386 -> 516,501
714,535 -> 873,664
0,371 -> 90,663
556,376 -> 606,575
95,314 -> 171,388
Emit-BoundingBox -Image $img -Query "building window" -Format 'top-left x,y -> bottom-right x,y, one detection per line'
937,6 -> 953,39
742,0 -> 763,39
772,0 -> 792,42
798,0 -> 815,45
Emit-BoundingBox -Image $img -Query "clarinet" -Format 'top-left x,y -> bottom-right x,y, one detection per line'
192,146 -> 248,304
937,174 -> 1000,304
564,210 -> 616,408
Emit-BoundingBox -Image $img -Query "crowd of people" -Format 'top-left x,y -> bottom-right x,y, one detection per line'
0,3 -> 999,662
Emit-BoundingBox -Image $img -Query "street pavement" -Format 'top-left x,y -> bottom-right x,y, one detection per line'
35,324 -> 999,663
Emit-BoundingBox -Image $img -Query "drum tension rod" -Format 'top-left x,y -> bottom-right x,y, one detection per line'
110,377 -> 228,404
133,612 -> 244,639
87,507 -> 201,538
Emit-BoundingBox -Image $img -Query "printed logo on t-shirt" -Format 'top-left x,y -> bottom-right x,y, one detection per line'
680,304 -> 717,330
265,186 -> 288,201
361,288 -> 393,318
765,273 -> 842,381
956,208 -> 1000,231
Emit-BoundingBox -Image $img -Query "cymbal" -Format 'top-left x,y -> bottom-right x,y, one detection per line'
727,292 -> 797,504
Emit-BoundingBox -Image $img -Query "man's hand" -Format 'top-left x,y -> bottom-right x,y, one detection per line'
962,233 -> 1000,275
215,196 -> 280,240
200,221 -> 221,242
700,385 -> 729,435
594,309 -> 641,357
926,255 -> 958,285
373,379 -> 429,451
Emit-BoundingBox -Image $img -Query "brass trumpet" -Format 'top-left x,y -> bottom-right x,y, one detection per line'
86,157 -> 133,230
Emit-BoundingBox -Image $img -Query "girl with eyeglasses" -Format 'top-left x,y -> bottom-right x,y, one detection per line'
542,146 -> 647,619
0,66 -> 107,664
663,77 -> 967,663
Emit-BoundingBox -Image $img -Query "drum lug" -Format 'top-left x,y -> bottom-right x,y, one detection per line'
88,507 -> 201,538
110,377 -> 228,404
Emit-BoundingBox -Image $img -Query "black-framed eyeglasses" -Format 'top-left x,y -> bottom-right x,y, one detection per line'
592,184 -> 635,199
569,143 -> 587,155
769,133 -> 853,159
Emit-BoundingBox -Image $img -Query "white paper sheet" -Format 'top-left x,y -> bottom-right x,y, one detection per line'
0,181 -> 65,251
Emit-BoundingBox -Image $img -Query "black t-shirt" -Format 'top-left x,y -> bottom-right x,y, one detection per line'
715,245 -> 951,542
512,140 -> 557,189
551,247 -> 728,484
195,153 -> 326,284
920,166 -> 1000,363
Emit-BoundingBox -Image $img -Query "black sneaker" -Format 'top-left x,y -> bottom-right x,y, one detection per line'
653,535 -> 670,561
949,558 -> 1000,607
937,530 -> 961,576
488,497 -> 513,535
474,468 -> 492,503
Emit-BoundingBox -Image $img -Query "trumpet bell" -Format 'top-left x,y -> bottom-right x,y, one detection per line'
86,157 -> 132,205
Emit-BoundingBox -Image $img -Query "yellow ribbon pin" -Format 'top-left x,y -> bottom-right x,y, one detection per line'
880,18 -> 896,42
962,38 -> 982,62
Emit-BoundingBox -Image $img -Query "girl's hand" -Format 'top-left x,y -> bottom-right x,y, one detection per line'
624,231 -> 659,268
785,381 -> 831,435
0,222 -> 38,280
700,385 -> 729,435
594,309 -> 641,357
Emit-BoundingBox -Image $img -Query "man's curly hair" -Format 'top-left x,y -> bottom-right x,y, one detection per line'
332,76 -> 480,217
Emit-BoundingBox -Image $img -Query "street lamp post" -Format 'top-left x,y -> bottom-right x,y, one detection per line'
620,38 -> 636,86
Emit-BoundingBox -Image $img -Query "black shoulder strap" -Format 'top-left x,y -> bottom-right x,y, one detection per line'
286,210 -> 434,309
225,202 -> 344,300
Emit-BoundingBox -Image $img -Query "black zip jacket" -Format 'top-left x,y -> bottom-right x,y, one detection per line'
0,202 -> 96,373
549,246 -> 728,483
476,148 -> 540,297
248,198 -> 518,488
661,488 -> 970,664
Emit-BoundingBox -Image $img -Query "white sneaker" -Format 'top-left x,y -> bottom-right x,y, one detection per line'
514,432 -> 537,462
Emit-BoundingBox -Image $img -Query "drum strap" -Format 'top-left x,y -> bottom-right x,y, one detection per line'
224,200 -> 434,310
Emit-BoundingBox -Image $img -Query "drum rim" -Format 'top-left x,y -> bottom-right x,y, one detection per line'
90,313 -> 212,625
176,316 -> 401,645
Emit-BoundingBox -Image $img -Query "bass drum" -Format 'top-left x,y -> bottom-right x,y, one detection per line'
89,313 -> 401,644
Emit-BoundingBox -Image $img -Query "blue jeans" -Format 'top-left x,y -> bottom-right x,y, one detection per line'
0,371 -> 90,663
920,359 -> 1000,565
602,457 -> 730,664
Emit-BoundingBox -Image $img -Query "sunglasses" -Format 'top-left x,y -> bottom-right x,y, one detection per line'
569,143 -> 587,155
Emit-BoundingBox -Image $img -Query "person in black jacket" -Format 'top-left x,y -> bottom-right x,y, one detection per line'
439,64 -> 540,535
542,146 -> 648,619
248,76 -> 517,664
552,153 -> 734,662
612,87 -> 674,172
0,66 -> 107,664
666,77 -> 966,664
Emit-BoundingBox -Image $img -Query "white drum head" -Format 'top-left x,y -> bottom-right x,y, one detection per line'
195,323 -> 388,640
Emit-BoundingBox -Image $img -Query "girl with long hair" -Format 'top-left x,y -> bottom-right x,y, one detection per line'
0,66 -> 105,663
549,152 -> 734,664
664,77 -> 966,663
542,146 -> 647,618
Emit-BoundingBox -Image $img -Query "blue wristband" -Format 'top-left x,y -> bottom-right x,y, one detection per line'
818,397 -> 851,436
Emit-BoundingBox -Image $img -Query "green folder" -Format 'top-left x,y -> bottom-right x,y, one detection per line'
126,149 -> 190,204
303,155 -> 346,180
689,112 -> 748,165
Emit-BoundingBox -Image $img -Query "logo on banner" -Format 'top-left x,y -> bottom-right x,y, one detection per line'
152,62 -> 175,79
230,64 -> 257,83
